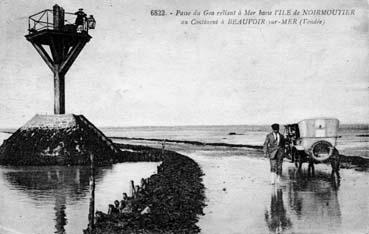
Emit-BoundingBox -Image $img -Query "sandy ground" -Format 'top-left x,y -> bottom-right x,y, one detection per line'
117,139 -> 369,234
188,154 -> 368,234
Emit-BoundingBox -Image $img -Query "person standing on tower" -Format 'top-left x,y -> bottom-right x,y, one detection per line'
75,8 -> 87,32
263,123 -> 285,184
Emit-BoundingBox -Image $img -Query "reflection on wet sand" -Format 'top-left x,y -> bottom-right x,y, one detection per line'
286,168 -> 342,232
264,168 -> 343,234
3,166 -> 108,233
265,187 -> 292,234
54,193 -> 67,234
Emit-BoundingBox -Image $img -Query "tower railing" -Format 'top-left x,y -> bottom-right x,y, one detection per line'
28,9 -> 88,33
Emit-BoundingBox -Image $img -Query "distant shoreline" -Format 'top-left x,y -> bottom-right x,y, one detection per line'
110,136 -> 263,149
112,137 -> 369,170
0,123 -> 368,132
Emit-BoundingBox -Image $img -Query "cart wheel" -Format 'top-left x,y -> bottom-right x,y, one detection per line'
310,140 -> 333,162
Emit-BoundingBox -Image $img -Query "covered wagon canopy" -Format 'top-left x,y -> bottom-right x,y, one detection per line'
298,118 -> 339,138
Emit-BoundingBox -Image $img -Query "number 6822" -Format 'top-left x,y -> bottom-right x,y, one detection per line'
151,10 -> 166,16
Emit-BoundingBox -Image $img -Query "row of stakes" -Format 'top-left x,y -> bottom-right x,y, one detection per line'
107,164 -> 164,216
105,141 -> 166,216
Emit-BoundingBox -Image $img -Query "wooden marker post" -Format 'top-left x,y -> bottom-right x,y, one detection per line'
88,153 -> 95,232
130,180 -> 135,197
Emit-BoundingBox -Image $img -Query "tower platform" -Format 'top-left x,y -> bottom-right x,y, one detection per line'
26,29 -> 91,45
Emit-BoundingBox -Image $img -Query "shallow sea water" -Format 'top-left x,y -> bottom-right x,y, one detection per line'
0,163 -> 159,234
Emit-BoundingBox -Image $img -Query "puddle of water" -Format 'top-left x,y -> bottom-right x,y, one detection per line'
0,162 -> 159,234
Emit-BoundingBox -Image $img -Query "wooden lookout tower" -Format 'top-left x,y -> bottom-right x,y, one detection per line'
25,4 -> 96,114
0,5 -> 120,167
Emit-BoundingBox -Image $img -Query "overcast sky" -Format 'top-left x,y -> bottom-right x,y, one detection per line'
0,0 -> 368,127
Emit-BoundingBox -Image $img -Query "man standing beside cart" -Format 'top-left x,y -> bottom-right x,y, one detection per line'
263,123 -> 285,185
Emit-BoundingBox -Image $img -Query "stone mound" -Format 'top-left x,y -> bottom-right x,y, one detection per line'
0,114 -> 121,165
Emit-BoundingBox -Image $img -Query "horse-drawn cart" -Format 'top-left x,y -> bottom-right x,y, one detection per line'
284,118 -> 341,178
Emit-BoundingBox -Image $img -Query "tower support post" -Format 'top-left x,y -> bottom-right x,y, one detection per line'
54,67 -> 65,114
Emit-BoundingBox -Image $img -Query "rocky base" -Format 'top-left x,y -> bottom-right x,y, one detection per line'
0,114 -> 120,166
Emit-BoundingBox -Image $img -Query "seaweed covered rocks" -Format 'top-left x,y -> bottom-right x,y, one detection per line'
89,150 -> 206,234
0,114 -> 120,165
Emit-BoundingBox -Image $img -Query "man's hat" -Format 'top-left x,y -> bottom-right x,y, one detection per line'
271,123 -> 279,130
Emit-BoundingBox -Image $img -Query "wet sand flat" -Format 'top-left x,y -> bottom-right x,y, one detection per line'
120,139 -> 369,234
188,154 -> 369,234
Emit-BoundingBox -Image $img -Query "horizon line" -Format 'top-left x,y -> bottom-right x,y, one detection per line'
1,122 -> 368,130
